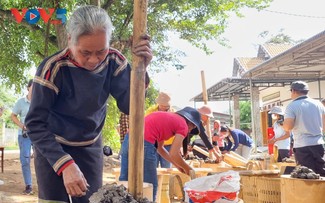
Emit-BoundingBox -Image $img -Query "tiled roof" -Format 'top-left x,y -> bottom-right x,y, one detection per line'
259,44 -> 294,58
233,44 -> 294,77
236,57 -> 265,70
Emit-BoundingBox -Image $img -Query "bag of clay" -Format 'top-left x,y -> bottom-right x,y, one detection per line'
184,171 -> 240,203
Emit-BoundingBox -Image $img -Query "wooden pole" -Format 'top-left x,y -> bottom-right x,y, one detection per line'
200,71 -> 212,142
128,0 -> 148,200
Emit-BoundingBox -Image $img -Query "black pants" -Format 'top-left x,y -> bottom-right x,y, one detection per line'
277,149 -> 290,162
34,138 -> 103,203
294,144 -> 325,176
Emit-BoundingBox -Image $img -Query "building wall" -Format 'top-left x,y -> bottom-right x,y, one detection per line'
260,81 -> 325,111
212,112 -> 231,125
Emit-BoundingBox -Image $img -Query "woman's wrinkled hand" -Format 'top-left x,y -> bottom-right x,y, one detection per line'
62,162 -> 89,197
132,34 -> 153,68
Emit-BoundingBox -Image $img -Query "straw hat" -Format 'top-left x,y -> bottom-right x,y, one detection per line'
155,92 -> 171,106
197,105 -> 214,118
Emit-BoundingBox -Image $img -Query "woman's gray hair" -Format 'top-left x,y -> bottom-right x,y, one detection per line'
67,5 -> 113,46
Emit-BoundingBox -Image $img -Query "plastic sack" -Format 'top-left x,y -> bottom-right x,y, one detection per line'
184,171 -> 240,203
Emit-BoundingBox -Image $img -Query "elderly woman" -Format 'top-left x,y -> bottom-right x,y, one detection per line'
25,5 -> 152,203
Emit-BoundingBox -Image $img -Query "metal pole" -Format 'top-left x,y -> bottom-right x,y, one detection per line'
249,76 -> 257,153
228,83 -> 232,126
318,79 -> 322,100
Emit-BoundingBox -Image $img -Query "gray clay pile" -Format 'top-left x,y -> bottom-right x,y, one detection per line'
290,166 -> 320,179
89,183 -> 153,203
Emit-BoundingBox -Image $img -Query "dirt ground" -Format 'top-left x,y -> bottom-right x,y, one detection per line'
0,150 -> 118,203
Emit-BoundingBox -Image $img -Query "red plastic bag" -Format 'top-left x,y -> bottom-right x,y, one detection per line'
186,190 -> 237,202
184,171 -> 240,203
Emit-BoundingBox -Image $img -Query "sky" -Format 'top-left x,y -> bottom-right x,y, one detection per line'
150,0 -> 325,113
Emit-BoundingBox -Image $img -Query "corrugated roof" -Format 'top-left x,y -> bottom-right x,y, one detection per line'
190,77 -> 299,102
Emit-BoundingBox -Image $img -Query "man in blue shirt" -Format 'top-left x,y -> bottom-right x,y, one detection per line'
11,79 -> 33,195
283,81 -> 325,176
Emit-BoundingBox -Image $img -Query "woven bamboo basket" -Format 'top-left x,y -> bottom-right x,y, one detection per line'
240,175 -> 258,203
256,177 -> 281,203
280,175 -> 325,203
169,173 -> 190,202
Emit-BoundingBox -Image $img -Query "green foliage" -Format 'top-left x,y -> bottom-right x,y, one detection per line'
102,96 -> 121,152
259,29 -> 302,44
1,145 -> 19,150
239,101 -> 251,130
145,80 -> 159,109
0,0 -> 66,91
0,84 -> 19,128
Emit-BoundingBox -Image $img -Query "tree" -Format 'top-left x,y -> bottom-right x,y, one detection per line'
239,101 -> 251,130
0,85 -> 19,128
0,0 -> 272,90
258,29 -> 304,44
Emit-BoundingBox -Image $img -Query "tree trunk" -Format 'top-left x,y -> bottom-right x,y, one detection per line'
54,24 -> 67,50
90,0 -> 101,7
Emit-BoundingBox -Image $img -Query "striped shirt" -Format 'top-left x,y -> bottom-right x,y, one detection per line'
25,48 -> 141,174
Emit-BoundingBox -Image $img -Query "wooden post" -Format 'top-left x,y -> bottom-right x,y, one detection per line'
128,0 -> 148,200
200,71 -> 212,142
201,71 -> 214,159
